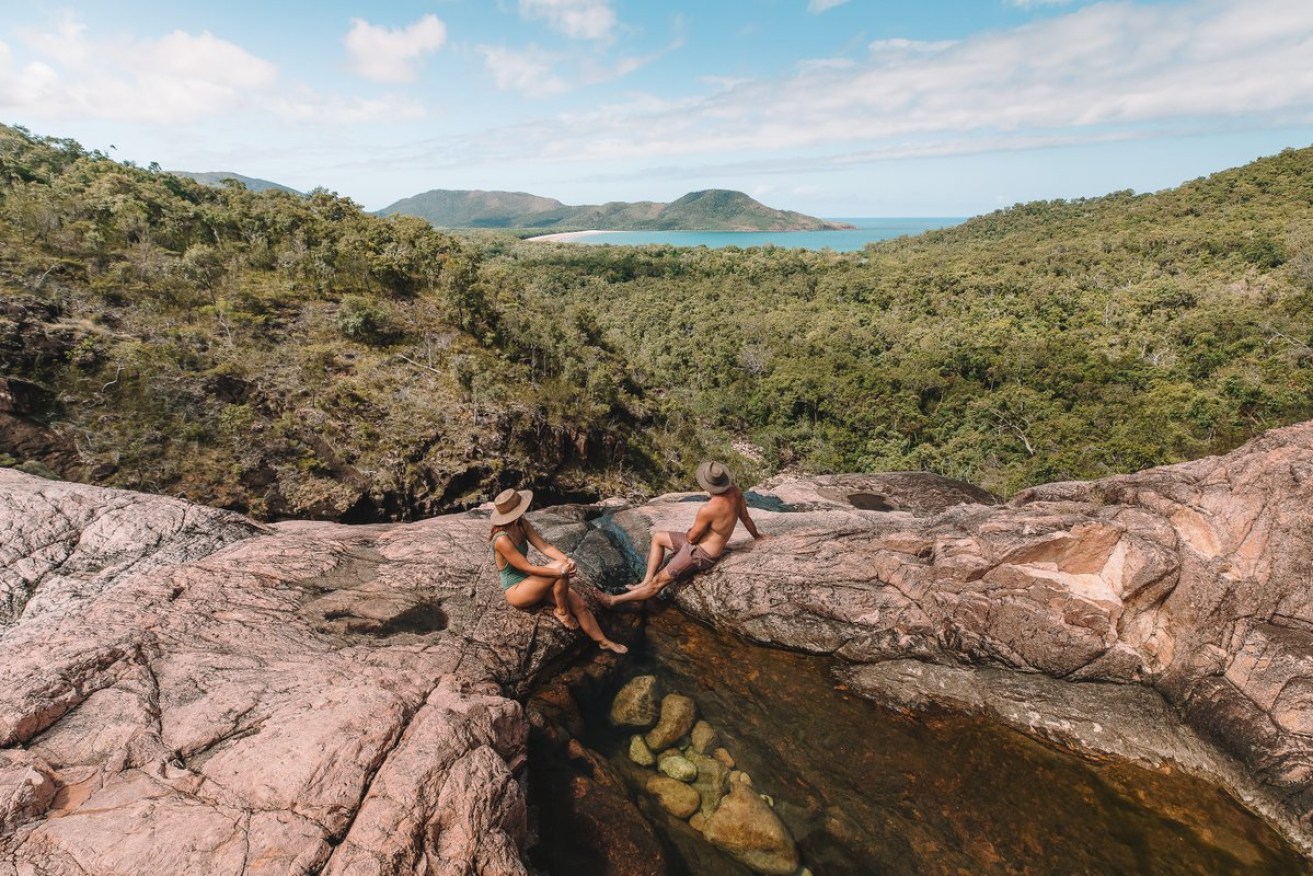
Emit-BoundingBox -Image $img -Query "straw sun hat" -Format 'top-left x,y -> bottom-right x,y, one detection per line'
489,488 -> 533,524
695,461 -> 733,495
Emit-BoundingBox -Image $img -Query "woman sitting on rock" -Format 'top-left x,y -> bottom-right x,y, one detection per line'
489,488 -> 628,654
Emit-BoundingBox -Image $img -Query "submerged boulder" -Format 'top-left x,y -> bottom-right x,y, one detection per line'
611,675 -> 661,728
646,775 -> 701,819
701,783 -> 800,875
645,694 -> 697,750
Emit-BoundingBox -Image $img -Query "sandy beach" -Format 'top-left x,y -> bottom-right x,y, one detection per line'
523,229 -> 609,242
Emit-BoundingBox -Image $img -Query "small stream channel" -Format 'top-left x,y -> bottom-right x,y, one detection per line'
527,605 -> 1311,875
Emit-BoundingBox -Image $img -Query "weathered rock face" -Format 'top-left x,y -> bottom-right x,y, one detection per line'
601,422 -> 1313,847
0,468 -> 632,875
7,419 -> 1313,869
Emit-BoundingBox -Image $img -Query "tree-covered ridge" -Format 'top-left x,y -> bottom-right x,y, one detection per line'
379,187 -> 850,232
169,171 -> 301,195
489,145 -> 1313,494
0,123 -> 668,520
2,121 -> 1311,517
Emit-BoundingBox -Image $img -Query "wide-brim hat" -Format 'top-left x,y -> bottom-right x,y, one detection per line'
489,488 -> 533,524
696,461 -> 733,495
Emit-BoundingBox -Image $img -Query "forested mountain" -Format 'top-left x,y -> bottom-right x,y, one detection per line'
170,170 -> 301,194
379,187 -> 849,232
2,121 -> 1311,518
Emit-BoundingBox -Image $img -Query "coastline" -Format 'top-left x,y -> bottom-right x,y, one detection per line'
524,229 -> 609,242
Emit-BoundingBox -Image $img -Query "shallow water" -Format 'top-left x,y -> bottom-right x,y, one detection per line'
560,607 -> 1309,875
528,217 -> 963,252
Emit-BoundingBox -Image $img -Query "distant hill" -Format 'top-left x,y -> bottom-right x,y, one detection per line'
378,188 -> 852,231
170,171 -> 301,195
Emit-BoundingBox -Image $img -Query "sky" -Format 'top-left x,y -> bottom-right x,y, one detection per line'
2,0 -> 1312,217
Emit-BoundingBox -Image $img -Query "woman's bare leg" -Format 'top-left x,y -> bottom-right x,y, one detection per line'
506,574 -> 578,628
553,574 -> 578,628
569,590 -> 628,653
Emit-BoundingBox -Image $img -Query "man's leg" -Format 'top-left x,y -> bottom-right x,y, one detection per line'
604,569 -> 673,607
628,531 -> 675,590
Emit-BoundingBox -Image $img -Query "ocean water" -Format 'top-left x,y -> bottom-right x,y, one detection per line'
528,217 -> 964,252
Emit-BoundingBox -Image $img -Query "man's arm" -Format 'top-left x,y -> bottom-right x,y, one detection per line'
686,503 -> 713,545
737,493 -> 762,539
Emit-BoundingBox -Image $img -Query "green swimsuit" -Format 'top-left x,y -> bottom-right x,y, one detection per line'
492,531 -> 531,590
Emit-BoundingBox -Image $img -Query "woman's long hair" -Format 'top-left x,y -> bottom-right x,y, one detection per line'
489,517 -> 524,542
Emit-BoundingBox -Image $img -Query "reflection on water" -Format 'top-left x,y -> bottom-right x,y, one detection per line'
561,607 -> 1309,875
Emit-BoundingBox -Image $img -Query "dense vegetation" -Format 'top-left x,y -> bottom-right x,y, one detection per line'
491,153 -> 1313,494
0,124 -> 667,520
379,187 -> 847,232
2,121 -> 1311,518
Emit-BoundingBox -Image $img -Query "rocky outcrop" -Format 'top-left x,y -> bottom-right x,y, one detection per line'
605,422 -> 1313,848
7,420 -> 1313,869
0,469 -> 633,875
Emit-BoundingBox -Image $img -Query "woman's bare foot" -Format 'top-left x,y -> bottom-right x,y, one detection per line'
596,591 -> 615,608
554,608 -> 579,630
623,579 -> 650,592
599,639 -> 629,654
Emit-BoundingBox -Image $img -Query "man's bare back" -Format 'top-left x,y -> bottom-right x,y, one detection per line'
599,462 -> 761,608
687,486 -> 758,559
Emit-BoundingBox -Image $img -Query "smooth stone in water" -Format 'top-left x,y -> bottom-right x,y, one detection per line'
691,719 -> 718,754
628,735 -> 656,767
611,675 -> 661,728
689,751 -> 730,816
690,812 -> 708,833
714,747 -> 735,769
658,755 -> 698,783
644,693 -> 697,750
646,775 -> 700,819
701,783 -> 800,876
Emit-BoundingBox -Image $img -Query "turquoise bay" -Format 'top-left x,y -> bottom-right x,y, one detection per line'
526,217 -> 964,252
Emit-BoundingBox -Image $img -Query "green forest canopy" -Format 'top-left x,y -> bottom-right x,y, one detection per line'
2,121 -> 1311,519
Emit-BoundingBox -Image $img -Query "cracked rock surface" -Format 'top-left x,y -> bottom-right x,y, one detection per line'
0,470 -> 630,875
5,420 -> 1313,870
610,423 -> 1313,847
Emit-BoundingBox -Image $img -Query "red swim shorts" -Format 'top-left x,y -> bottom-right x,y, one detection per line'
664,530 -> 717,580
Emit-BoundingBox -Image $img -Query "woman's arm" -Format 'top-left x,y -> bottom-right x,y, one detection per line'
494,533 -> 567,577
524,521 -> 576,572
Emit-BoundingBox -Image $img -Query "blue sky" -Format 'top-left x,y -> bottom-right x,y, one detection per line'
2,0 -> 1312,216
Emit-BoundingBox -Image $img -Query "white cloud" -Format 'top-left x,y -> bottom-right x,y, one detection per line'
0,14 -> 422,126
480,45 -> 569,97
0,18 -> 278,123
457,0 -> 1313,167
519,0 -> 617,41
808,0 -> 851,13
344,15 -> 447,83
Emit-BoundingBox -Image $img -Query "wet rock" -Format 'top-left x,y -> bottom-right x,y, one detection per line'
628,735 -> 656,766
658,755 -> 698,783
690,812 -> 708,833
611,675 -> 661,728
691,719 -> 719,754
645,693 -> 697,750
646,775 -> 701,819
714,747 -> 736,769
607,421 -> 1313,846
688,751 -> 730,816
701,782 -> 801,875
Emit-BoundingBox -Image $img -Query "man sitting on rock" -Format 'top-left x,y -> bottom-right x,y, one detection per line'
600,461 -> 762,607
